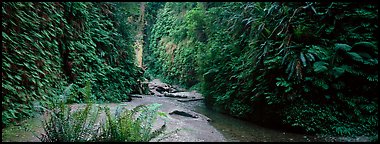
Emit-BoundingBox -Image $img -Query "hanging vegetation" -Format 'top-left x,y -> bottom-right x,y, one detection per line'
145,2 -> 378,137
2,2 -> 144,128
2,1 -> 378,139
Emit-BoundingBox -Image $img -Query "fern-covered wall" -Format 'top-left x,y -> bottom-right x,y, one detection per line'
2,2 -> 67,127
145,2 -> 378,136
2,2 -> 144,128
145,2 -> 206,87
2,2 -> 378,137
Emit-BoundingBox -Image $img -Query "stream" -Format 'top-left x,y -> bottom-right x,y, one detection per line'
193,100 -> 376,142
2,88 -> 374,142
193,101 -> 321,142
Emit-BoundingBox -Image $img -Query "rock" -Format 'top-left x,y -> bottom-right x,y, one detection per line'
177,98 -> 204,102
148,79 -> 188,97
169,88 -> 178,93
150,89 -> 164,97
172,85 -> 186,92
169,110 -> 199,118
129,94 -> 144,98
164,92 -> 188,98
155,86 -> 168,93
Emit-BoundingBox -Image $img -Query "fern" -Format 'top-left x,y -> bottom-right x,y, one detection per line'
99,103 -> 166,142
313,61 -> 328,73
35,84 -> 100,142
335,43 -> 352,52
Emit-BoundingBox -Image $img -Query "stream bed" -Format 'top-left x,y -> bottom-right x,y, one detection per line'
193,101 -> 320,142
2,93 -> 374,142
193,100 -> 376,142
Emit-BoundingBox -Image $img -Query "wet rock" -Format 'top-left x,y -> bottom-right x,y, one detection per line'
148,79 -> 188,97
169,110 -> 199,118
164,92 -> 188,98
130,94 -> 143,98
172,85 -> 186,92
150,89 -> 164,97
177,98 -> 204,102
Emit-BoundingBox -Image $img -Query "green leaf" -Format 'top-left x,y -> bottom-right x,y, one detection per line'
157,111 -> 167,118
347,52 -> 363,62
23,63 -> 31,68
313,61 -> 328,73
332,67 -> 345,78
15,75 -> 22,81
353,42 -> 377,52
300,52 -> 307,67
287,59 -> 296,80
2,32 -> 11,40
306,53 -> 315,62
3,84 -> 17,92
325,25 -> 334,34
285,87 -> 292,93
334,43 -> 352,52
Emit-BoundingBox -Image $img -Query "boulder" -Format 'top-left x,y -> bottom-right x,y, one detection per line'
169,110 -> 199,118
164,92 -> 188,98
148,79 -> 185,97
177,98 -> 204,102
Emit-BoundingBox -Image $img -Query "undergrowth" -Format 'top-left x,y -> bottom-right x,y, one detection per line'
31,82 -> 167,142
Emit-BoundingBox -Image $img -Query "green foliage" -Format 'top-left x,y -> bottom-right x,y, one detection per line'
2,2 -> 144,127
3,1 -> 377,139
145,2 -> 378,137
2,2 -> 68,127
99,104 -> 166,142
313,61 -> 329,73
145,2 -> 205,88
35,83 -> 100,142
33,83 -> 165,142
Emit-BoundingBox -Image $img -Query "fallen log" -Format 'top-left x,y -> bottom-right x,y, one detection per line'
164,92 -> 188,98
129,94 -> 146,98
169,110 -> 198,118
177,98 -> 204,102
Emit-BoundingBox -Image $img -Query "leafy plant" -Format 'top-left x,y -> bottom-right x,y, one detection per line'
35,82 -> 101,142
2,2 -> 144,128
144,2 -> 378,138
98,103 -> 166,142
33,82 -> 167,142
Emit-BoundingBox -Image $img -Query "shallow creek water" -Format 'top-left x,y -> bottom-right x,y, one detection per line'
193,101 -> 322,142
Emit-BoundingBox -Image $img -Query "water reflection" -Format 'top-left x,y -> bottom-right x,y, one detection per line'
194,102 -> 321,142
